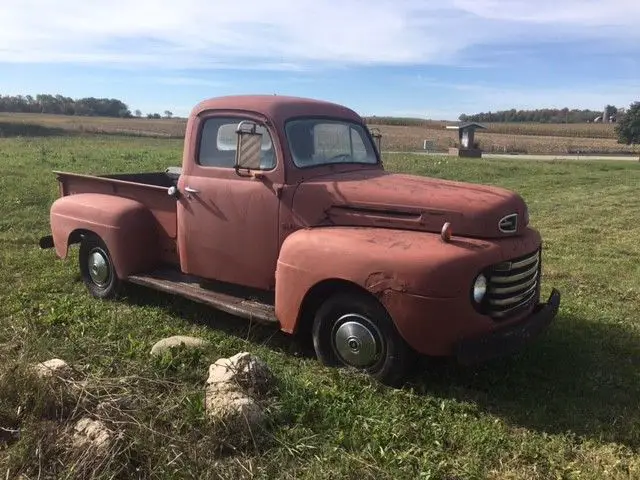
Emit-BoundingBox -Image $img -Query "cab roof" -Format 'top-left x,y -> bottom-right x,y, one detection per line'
191,95 -> 363,125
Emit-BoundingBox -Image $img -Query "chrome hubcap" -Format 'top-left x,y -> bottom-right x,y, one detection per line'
332,314 -> 382,368
88,250 -> 109,286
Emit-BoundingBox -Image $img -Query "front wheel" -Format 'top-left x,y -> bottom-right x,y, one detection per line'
79,234 -> 121,299
312,292 -> 414,386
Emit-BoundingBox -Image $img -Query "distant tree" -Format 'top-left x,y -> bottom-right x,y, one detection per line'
147,113 -> 162,119
134,109 -> 142,117
25,95 -> 36,112
615,101 -> 640,144
164,110 -> 173,119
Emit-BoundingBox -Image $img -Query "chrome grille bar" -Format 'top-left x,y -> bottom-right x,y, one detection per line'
491,292 -> 538,318
490,260 -> 539,284
488,282 -> 538,306
489,275 -> 537,295
492,252 -> 538,272
510,254 -> 539,270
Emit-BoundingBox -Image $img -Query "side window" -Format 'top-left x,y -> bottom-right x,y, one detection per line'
198,117 -> 276,169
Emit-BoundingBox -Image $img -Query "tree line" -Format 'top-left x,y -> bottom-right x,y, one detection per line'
459,106 -> 621,123
0,94 -> 175,119
0,94 -> 133,118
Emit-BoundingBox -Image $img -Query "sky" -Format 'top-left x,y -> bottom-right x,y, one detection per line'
0,0 -> 639,120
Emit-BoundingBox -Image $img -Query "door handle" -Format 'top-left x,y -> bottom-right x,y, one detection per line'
184,186 -> 200,194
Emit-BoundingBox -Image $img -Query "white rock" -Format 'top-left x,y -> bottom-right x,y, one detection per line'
33,358 -> 73,379
206,352 -> 274,395
72,418 -> 113,451
205,383 -> 265,432
204,352 -> 274,441
150,335 -> 209,356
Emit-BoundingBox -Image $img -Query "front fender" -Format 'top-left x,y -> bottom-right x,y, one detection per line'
275,226 -> 542,334
50,193 -> 159,277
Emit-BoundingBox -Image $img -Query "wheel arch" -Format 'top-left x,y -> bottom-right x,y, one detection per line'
67,228 -> 93,249
293,278 -> 379,338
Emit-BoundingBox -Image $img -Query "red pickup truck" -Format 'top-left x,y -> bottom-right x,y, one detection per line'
40,95 -> 560,385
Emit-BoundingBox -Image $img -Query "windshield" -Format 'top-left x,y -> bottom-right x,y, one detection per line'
285,118 -> 378,168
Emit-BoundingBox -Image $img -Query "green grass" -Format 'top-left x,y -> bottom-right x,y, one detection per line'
1,135 -> 639,479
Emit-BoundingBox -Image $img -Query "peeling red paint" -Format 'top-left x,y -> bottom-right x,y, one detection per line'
365,272 -> 407,295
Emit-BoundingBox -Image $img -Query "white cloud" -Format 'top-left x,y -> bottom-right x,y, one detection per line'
1,0 -> 638,68
453,0 -> 640,26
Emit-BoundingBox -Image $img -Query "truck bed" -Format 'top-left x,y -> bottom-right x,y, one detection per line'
101,168 -> 182,188
55,169 -> 180,265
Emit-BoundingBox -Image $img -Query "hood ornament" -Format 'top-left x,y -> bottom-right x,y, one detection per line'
498,214 -> 518,233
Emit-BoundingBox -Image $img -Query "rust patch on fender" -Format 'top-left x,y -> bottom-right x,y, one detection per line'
365,271 -> 407,295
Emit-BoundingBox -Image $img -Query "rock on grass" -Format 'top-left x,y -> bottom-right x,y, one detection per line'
71,417 -> 114,452
207,352 -> 274,396
205,352 -> 275,446
205,383 -> 265,434
150,336 -> 210,356
33,358 -> 74,380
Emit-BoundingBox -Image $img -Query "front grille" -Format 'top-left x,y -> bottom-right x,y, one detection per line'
485,249 -> 541,320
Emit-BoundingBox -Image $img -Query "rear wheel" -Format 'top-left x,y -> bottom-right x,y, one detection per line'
312,292 -> 414,386
79,234 -> 120,299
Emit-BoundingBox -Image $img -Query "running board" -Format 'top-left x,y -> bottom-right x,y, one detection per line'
127,269 -> 278,325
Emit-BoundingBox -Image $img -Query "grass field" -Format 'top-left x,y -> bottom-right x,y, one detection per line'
1,135 -> 639,479
0,112 -> 187,139
2,112 -> 638,156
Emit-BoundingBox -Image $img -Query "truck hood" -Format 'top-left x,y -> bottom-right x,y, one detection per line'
291,169 -> 529,239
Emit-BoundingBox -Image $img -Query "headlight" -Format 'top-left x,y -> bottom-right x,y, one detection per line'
473,274 -> 487,303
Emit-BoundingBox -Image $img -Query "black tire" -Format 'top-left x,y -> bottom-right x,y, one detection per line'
78,234 -> 120,299
312,292 -> 414,387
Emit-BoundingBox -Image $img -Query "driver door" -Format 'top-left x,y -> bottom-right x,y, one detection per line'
176,114 -> 282,290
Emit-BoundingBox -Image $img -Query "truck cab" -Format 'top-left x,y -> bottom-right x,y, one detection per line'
40,95 -> 560,386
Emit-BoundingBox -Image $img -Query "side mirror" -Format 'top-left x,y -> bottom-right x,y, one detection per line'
235,121 -> 263,173
369,127 -> 382,155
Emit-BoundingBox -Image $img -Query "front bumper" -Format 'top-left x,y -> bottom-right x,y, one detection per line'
454,288 -> 561,365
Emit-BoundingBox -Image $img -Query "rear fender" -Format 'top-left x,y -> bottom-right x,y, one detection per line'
50,193 -> 159,277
